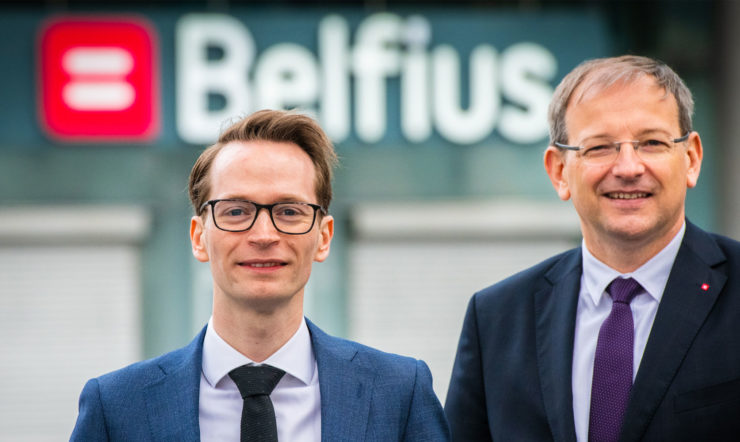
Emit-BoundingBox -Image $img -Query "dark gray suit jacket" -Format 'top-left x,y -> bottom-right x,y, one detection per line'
71,319 -> 450,441
445,221 -> 740,441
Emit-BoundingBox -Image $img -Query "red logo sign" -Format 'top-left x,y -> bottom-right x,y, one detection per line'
38,16 -> 160,142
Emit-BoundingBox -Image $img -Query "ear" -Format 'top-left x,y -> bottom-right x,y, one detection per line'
544,146 -> 572,201
685,131 -> 703,188
190,216 -> 210,263
313,215 -> 334,263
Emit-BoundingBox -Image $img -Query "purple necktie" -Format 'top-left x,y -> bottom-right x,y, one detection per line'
589,277 -> 643,442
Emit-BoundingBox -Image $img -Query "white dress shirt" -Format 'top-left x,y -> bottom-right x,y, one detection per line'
572,223 -> 685,441
199,317 -> 321,441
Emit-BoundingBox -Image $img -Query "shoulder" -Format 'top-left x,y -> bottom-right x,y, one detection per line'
348,338 -> 424,376
306,320 -> 424,382
92,328 -> 204,395
308,319 -> 422,376
707,230 -> 740,258
704,230 -> 740,282
305,321 -> 449,439
684,220 -> 740,266
472,247 -> 579,308
94,349 -> 177,391
71,331 -> 203,440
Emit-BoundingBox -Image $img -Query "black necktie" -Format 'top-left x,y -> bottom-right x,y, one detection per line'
228,364 -> 286,442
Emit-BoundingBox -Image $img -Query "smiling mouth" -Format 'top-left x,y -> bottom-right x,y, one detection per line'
241,262 -> 286,268
606,192 -> 650,200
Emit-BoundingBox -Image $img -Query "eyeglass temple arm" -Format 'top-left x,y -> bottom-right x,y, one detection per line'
552,141 -> 581,151
673,132 -> 691,142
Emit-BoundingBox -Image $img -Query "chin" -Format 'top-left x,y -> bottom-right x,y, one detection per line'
603,219 -> 664,243
230,283 -> 290,303
239,292 -> 294,312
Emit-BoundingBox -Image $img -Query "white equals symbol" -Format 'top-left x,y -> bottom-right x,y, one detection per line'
61,46 -> 135,111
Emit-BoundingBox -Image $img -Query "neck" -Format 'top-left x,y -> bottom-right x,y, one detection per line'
584,223 -> 682,273
211,296 -> 304,363
587,240 -> 657,273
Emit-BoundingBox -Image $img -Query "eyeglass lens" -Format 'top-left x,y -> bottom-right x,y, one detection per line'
580,137 -> 678,164
212,200 -> 317,234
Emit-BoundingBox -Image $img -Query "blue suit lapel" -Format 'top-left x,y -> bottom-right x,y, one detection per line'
535,248 -> 581,442
307,320 -> 375,442
621,222 -> 727,441
144,327 -> 205,442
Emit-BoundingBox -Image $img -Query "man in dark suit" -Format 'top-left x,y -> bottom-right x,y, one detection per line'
71,110 -> 449,441
445,55 -> 740,441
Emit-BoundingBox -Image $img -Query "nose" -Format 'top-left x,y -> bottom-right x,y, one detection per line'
247,208 -> 280,245
611,141 -> 645,178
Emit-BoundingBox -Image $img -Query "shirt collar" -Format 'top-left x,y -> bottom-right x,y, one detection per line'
581,222 -> 685,306
201,316 -> 316,388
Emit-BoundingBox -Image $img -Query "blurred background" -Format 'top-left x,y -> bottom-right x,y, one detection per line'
0,0 -> 736,439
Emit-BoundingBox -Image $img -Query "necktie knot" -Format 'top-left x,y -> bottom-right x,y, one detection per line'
607,277 -> 642,304
229,364 -> 285,399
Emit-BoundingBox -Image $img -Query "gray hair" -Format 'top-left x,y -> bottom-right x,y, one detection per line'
548,55 -> 694,144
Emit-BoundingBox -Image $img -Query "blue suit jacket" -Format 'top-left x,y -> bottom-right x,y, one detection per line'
71,319 -> 449,441
445,221 -> 740,441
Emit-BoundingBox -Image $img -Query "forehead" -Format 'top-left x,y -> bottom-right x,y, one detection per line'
571,69 -> 665,104
565,74 -> 679,138
209,140 -> 317,199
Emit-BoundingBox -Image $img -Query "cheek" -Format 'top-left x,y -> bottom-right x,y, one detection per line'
571,165 -> 605,192
207,233 -> 237,263
295,237 -> 321,265
567,172 -> 604,214
672,163 -> 691,185
564,167 -> 585,197
649,161 -> 683,191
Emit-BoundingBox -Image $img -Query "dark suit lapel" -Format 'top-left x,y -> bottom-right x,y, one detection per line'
535,249 -> 581,442
307,320 -> 375,442
621,222 -> 727,442
145,328 -> 205,442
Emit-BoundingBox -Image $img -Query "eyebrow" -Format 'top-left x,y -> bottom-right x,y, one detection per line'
633,128 -> 673,137
218,194 -> 314,203
577,128 -> 674,144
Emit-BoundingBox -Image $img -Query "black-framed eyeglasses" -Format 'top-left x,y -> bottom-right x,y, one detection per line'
553,132 -> 690,165
200,199 -> 327,235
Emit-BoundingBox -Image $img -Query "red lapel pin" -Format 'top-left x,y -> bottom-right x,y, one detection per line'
701,283 -> 710,291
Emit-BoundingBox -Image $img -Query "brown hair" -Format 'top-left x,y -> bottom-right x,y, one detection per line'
548,55 -> 694,145
188,109 -> 338,214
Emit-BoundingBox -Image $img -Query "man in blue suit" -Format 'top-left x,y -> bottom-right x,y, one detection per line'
71,110 -> 449,441
446,55 -> 740,441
